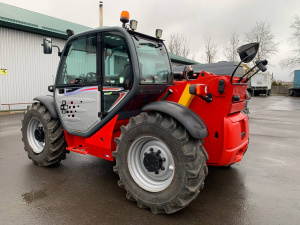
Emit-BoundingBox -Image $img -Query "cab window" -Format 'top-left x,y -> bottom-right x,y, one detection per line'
133,37 -> 170,84
57,35 -> 97,85
103,33 -> 133,89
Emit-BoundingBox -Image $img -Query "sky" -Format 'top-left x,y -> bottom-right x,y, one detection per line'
1,0 -> 299,81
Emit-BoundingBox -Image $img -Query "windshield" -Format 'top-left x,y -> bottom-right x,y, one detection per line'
133,36 -> 171,84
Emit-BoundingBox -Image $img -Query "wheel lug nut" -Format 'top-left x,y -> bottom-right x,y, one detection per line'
144,152 -> 147,156
157,150 -> 161,155
161,166 -> 165,170
155,171 -> 159,175
150,148 -> 153,152
162,158 -> 166,162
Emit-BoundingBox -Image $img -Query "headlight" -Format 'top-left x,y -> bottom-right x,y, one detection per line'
155,29 -> 162,38
130,20 -> 138,31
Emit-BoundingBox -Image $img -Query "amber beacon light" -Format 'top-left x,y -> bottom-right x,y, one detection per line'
120,11 -> 130,27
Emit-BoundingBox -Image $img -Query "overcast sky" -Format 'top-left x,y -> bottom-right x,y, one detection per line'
1,0 -> 300,81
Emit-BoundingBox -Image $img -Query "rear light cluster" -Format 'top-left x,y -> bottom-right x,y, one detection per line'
240,119 -> 246,140
189,84 -> 208,96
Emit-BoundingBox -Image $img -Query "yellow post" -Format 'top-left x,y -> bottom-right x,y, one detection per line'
178,84 -> 195,107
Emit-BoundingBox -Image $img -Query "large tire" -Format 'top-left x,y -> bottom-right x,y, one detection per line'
113,112 -> 208,214
21,102 -> 66,166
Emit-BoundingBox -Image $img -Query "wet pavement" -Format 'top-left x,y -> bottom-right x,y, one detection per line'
0,96 -> 300,225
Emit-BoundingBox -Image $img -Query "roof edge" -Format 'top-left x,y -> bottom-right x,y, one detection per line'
0,21 -> 68,39
0,2 -> 91,29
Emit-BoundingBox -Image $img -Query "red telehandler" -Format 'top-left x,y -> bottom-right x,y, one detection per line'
21,11 -> 268,214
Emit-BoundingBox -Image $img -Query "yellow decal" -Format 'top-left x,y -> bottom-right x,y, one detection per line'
178,84 -> 195,107
1,69 -> 7,75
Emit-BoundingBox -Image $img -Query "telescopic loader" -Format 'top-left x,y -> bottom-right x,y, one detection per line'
21,11 -> 268,214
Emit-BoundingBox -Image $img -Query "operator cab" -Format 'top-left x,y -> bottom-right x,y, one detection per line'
43,11 -> 172,137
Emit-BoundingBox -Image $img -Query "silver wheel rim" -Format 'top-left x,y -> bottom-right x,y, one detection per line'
128,136 -> 175,192
27,118 -> 45,154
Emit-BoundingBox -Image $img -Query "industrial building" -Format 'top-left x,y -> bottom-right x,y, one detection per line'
0,2 -> 198,111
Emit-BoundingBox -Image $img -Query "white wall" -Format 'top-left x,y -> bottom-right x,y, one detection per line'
0,27 -> 65,110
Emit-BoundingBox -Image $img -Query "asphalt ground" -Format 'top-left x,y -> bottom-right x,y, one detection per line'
0,95 -> 300,225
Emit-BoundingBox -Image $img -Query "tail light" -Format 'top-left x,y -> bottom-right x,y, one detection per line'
189,84 -> 208,96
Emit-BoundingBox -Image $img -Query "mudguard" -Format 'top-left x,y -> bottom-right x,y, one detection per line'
33,95 -> 58,118
142,101 -> 208,139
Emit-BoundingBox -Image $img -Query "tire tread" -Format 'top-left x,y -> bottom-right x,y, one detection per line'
113,112 -> 208,214
21,102 -> 66,167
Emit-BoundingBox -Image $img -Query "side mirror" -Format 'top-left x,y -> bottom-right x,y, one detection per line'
255,59 -> 268,72
48,85 -> 54,92
43,38 -> 52,54
237,43 -> 259,63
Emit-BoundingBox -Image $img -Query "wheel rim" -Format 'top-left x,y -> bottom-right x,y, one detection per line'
27,118 -> 45,154
128,136 -> 175,192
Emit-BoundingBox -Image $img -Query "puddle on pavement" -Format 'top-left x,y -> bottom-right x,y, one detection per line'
22,189 -> 47,204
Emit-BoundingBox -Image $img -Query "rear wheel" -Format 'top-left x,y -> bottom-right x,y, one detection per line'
113,112 -> 208,214
21,102 -> 66,166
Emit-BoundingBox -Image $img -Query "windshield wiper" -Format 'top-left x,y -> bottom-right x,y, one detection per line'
139,43 -> 162,48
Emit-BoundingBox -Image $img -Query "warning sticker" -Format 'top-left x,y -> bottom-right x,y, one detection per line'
1,69 -> 7,75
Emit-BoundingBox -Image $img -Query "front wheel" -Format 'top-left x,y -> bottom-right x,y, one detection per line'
113,112 -> 208,214
21,102 -> 67,166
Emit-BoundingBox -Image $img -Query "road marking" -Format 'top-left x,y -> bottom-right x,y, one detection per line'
0,122 -> 21,126
0,130 -> 20,137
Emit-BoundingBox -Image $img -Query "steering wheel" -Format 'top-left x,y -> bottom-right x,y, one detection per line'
79,74 -> 86,79
86,72 -> 97,82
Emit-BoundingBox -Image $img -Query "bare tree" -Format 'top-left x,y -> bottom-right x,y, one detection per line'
223,32 -> 240,62
168,33 -> 190,58
191,54 -> 196,61
244,21 -> 278,62
280,16 -> 300,69
202,38 -> 218,63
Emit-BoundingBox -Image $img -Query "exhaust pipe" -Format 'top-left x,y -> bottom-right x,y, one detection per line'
99,1 -> 103,27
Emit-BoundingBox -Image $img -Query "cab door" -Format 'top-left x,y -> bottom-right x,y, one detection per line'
101,32 -> 133,114
54,34 -> 102,135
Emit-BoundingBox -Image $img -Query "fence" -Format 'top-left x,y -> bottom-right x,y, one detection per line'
271,85 -> 290,95
1,103 -> 31,114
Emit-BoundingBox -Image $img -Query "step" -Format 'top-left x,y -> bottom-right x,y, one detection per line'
66,146 -> 88,155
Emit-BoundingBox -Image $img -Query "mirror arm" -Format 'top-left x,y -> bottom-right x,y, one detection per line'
239,60 -> 267,83
230,56 -> 248,84
41,43 -> 61,56
245,69 -> 260,83
53,45 -> 62,56
238,64 -> 258,82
